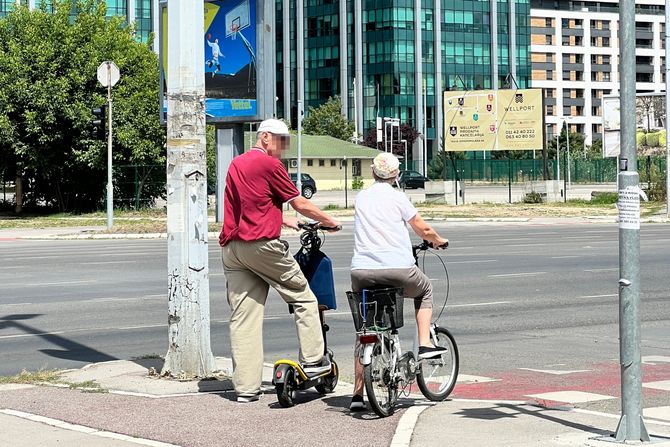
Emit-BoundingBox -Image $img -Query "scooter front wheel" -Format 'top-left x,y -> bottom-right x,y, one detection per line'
315,360 -> 339,394
276,368 -> 297,407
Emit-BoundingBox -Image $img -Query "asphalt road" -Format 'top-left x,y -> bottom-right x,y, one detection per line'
1,222 -> 669,413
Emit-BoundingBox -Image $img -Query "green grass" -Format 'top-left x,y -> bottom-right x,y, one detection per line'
68,380 -> 107,393
0,369 -> 62,385
323,204 -> 342,211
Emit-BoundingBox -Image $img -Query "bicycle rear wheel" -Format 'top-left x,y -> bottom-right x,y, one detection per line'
364,338 -> 398,417
416,326 -> 459,401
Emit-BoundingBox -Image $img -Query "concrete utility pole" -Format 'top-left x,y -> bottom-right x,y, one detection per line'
613,0 -> 650,441
162,0 -> 215,378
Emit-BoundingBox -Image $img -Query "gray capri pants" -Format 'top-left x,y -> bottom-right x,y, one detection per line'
350,266 -> 433,310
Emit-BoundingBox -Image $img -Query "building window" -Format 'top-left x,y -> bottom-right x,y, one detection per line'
307,159 -> 313,167
545,18 -> 552,27
546,35 -> 553,45
352,159 -> 361,177
319,159 -> 325,167
330,159 -> 336,167
546,70 -> 553,80
547,105 -> 554,115
562,71 -> 571,80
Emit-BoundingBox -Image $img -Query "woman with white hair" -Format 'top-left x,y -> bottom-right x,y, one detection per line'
348,152 -> 449,411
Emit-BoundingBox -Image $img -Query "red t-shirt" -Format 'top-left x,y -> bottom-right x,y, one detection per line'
219,149 -> 300,246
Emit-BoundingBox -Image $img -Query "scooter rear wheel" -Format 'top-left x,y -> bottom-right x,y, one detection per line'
276,368 -> 297,407
315,360 -> 338,394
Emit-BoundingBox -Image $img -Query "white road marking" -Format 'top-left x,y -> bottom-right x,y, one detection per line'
456,374 -> 500,384
580,294 -> 617,298
644,406 -> 670,423
643,380 -> 670,392
0,265 -> 28,270
551,255 -> 580,259
518,368 -> 591,375
525,391 -> 616,404
84,260 -> 138,265
446,259 -> 497,264
584,268 -> 617,272
0,409 -> 180,447
642,356 -> 670,365
488,272 -> 546,278
448,301 -> 511,308
1,279 -> 97,288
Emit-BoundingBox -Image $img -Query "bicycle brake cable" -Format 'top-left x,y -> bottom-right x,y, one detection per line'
421,248 -> 450,324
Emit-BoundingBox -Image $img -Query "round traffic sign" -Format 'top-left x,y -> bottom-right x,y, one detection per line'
97,61 -> 120,88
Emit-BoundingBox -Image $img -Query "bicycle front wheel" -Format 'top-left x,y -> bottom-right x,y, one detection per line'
364,339 -> 398,417
416,326 -> 459,401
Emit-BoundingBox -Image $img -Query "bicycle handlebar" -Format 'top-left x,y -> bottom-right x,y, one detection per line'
298,222 -> 342,232
412,240 -> 448,261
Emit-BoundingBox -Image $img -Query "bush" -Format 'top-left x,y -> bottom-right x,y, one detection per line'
646,132 -> 660,147
640,164 -> 667,202
590,191 -> 618,205
636,132 -> 646,147
351,176 -> 364,190
659,130 -> 667,148
523,191 -> 544,203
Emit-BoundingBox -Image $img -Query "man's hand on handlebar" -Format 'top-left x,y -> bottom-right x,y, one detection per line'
298,221 -> 342,232
420,238 -> 449,250
282,216 -> 301,231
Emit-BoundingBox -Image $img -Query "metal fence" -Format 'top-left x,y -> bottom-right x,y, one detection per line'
114,165 -> 165,209
406,157 -> 667,184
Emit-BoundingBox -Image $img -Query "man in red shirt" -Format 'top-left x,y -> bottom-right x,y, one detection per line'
220,118 -> 341,402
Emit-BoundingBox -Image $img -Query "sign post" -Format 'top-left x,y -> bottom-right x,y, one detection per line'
97,61 -> 120,230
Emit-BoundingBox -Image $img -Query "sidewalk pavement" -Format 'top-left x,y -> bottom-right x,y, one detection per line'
2,357 -> 669,447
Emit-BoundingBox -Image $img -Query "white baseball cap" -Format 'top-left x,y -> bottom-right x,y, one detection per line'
257,119 -> 290,136
372,152 -> 400,179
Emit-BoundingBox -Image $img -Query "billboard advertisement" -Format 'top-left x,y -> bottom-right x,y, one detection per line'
443,88 -> 543,151
161,0 -> 272,123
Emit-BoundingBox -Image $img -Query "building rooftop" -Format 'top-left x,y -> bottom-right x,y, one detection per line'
244,133 -> 382,159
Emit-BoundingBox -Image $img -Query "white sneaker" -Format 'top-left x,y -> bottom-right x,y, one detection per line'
237,393 -> 261,403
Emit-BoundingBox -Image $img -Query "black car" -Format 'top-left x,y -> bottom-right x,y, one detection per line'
398,170 -> 429,189
289,173 -> 317,199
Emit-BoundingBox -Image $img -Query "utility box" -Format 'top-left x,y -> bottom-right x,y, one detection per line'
425,180 -> 463,205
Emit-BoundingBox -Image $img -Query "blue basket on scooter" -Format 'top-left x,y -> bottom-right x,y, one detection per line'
346,287 -> 404,331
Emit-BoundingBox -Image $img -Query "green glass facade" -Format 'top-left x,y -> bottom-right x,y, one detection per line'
277,0 -> 531,164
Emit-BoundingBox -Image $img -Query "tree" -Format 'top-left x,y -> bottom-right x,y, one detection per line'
636,95 -> 665,131
302,96 -> 356,141
0,0 -> 165,212
363,122 -> 419,158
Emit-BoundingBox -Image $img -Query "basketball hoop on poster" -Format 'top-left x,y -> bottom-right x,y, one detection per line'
225,0 -> 250,41
230,23 -> 239,40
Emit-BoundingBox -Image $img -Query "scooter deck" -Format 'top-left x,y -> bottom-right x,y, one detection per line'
273,359 -> 334,382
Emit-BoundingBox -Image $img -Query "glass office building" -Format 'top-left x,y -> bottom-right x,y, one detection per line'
277,0 -> 531,169
0,0 -> 155,43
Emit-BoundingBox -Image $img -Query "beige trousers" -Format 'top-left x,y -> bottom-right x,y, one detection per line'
222,238 -> 325,397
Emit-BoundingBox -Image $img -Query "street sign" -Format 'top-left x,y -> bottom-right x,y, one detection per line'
97,61 -> 120,88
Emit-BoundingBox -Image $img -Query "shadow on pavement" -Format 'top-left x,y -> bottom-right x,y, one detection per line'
0,313 -> 118,364
456,403 -> 612,437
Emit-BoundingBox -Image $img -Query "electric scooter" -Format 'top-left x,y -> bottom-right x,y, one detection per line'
273,222 -> 340,408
